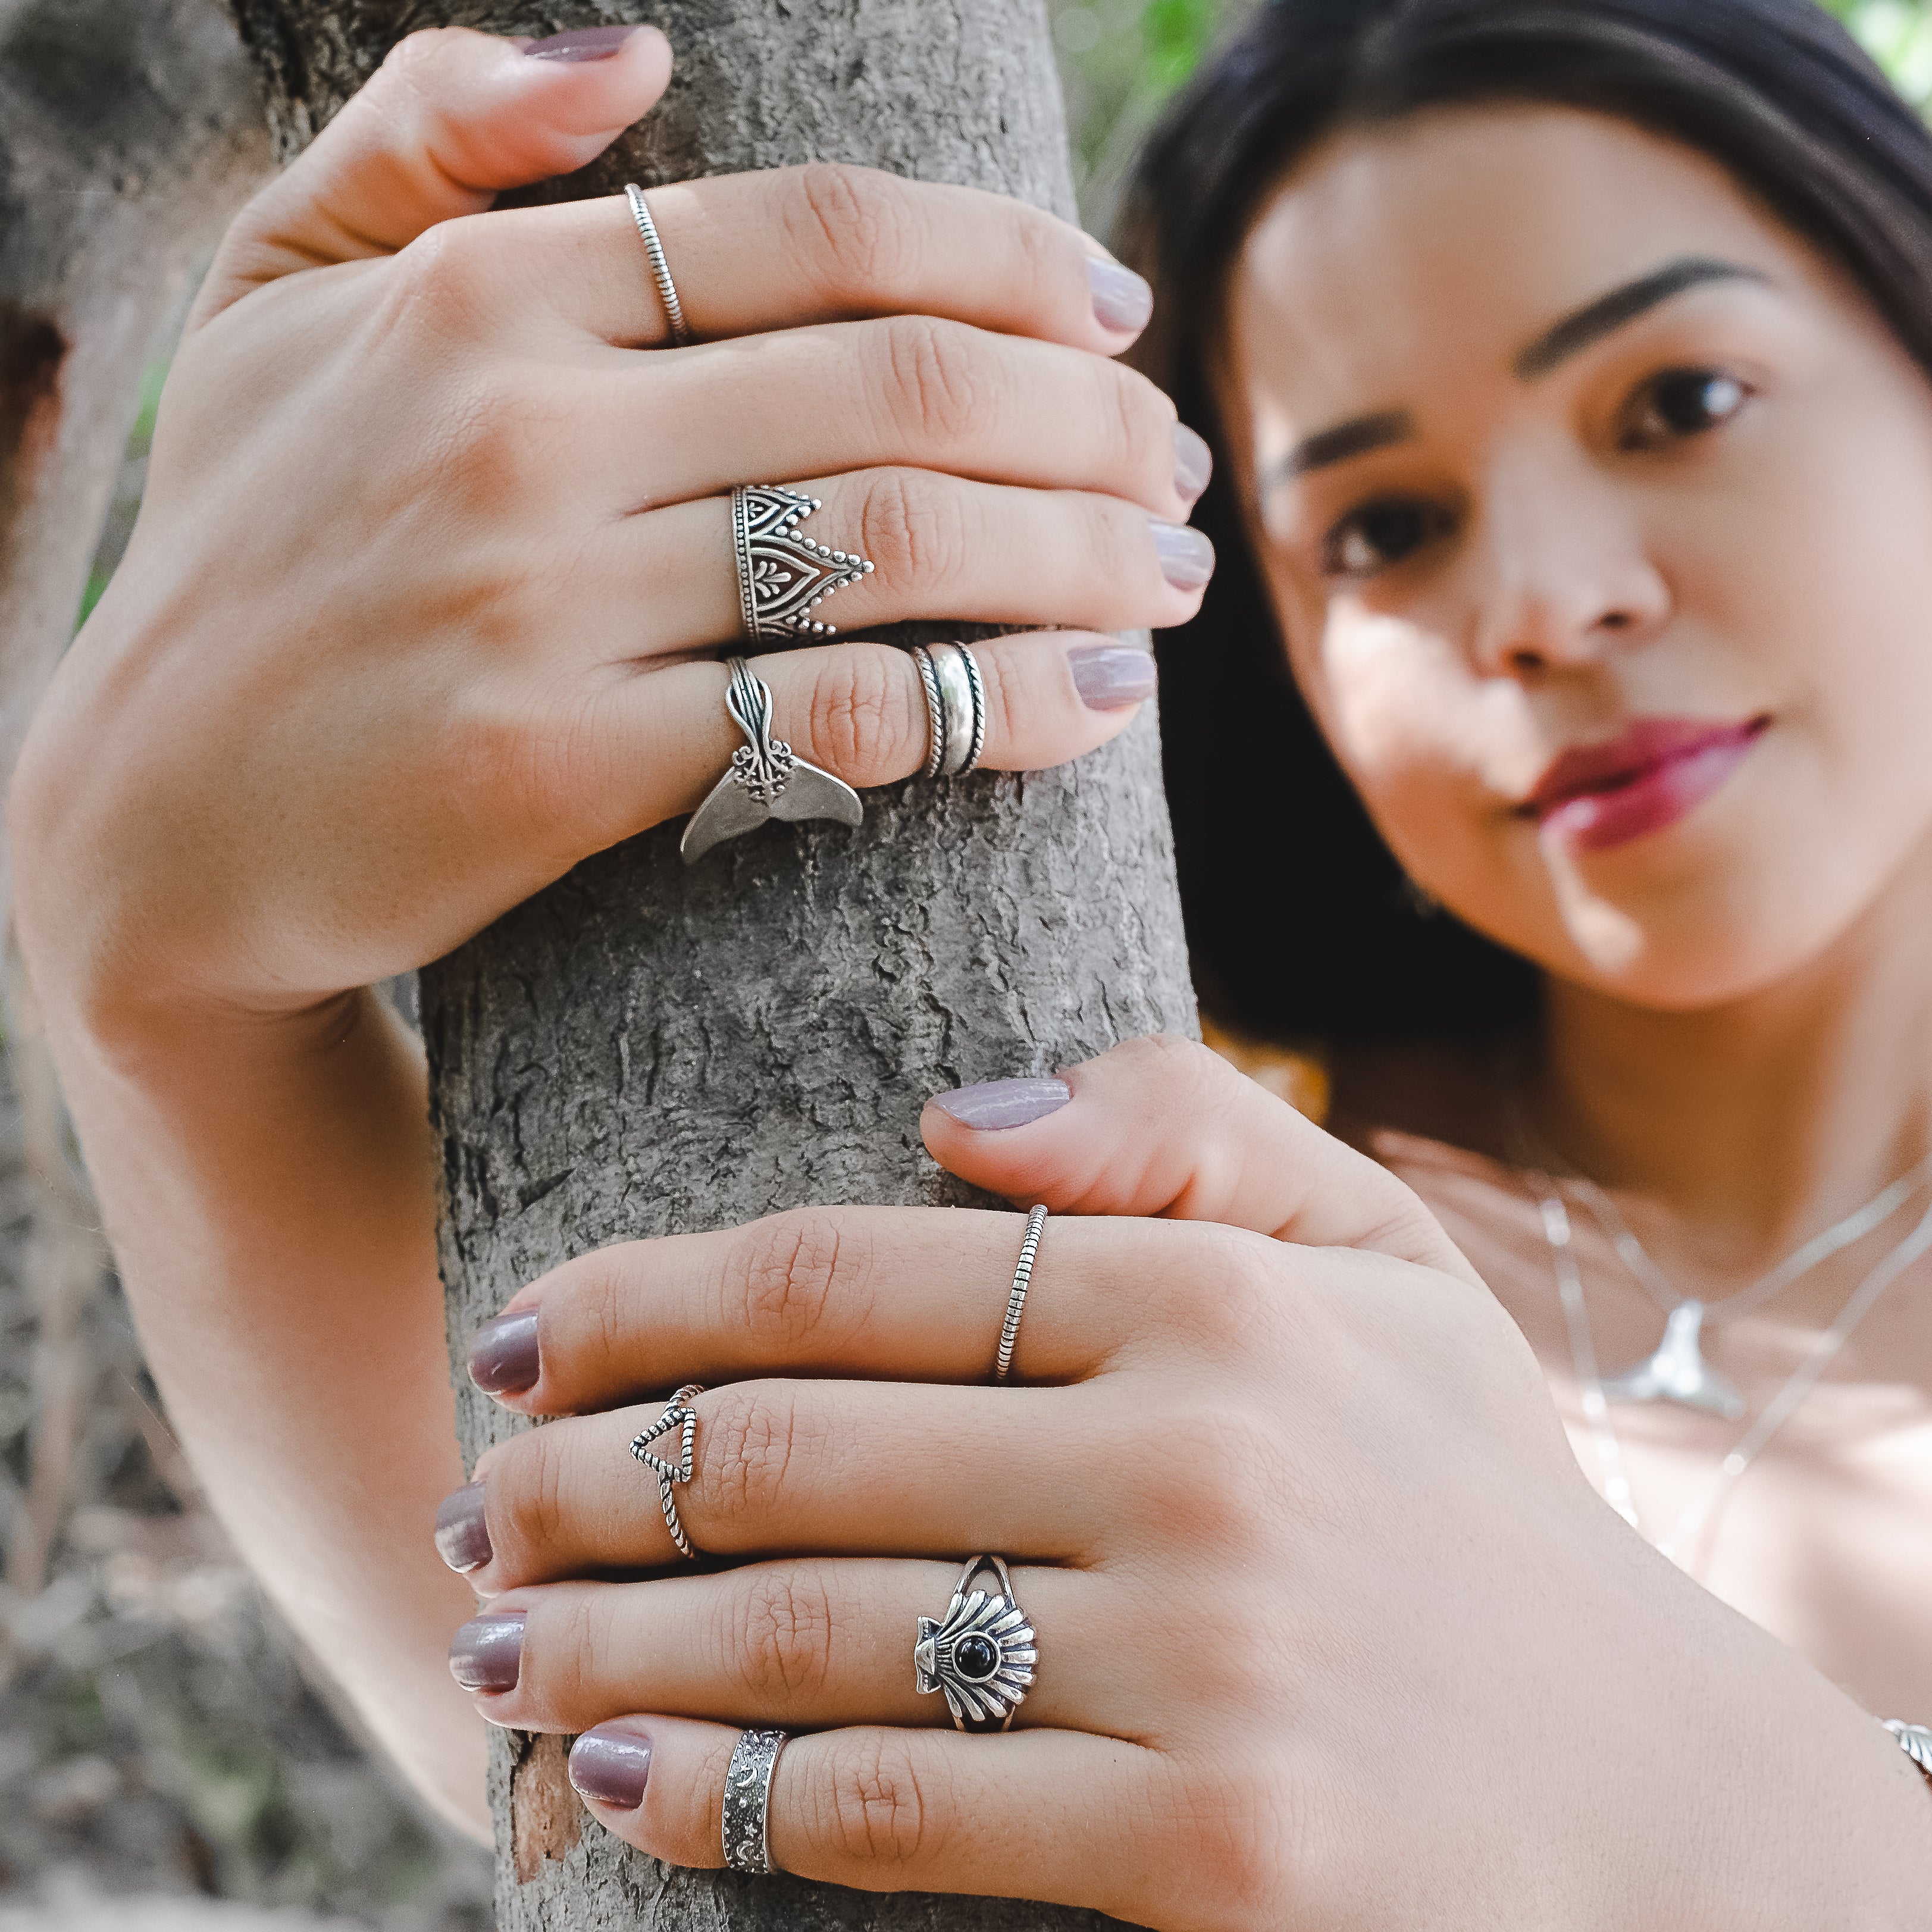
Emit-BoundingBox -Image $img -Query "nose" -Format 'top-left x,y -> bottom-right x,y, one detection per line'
1463,445 -> 1671,679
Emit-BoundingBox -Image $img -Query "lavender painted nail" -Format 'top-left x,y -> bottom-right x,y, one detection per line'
1150,518 -> 1216,590
522,24 -> 644,60
468,1310 -> 540,1395
449,1611 -> 525,1692
1068,643 -> 1157,712
1173,424 -> 1213,503
434,1481 -> 492,1574
931,1077 -> 1071,1131
569,1722 -> 654,1809
1086,256 -> 1153,334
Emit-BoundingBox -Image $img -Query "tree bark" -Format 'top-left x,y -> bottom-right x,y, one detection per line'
230,4 -> 1194,1927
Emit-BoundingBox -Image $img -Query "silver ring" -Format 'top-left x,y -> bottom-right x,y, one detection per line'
994,1205 -> 1047,1382
628,1382 -> 704,1558
732,484 -> 876,641
911,641 -> 986,778
913,1554 -> 1037,1733
680,657 -> 863,865
624,184 -> 693,346
722,1726 -> 789,1872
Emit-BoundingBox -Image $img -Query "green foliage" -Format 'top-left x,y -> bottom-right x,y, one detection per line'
1830,0 -> 1932,102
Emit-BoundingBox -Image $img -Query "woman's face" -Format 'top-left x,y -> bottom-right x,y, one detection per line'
1224,105 -> 1932,1007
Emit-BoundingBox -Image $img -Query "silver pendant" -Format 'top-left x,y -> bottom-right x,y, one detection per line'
680,656 -> 862,865
1600,1300 -> 1746,1420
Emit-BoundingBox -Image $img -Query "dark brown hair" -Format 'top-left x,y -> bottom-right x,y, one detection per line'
1129,0 -> 1932,1042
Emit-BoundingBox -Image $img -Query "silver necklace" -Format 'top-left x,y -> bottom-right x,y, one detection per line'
1528,1176 -> 1932,1563
1517,1110 -> 1932,1420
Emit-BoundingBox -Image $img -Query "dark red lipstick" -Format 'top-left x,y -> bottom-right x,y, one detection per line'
1523,715 -> 1769,853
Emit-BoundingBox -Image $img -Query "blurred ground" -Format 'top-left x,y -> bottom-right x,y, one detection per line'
0,1052 -> 495,1926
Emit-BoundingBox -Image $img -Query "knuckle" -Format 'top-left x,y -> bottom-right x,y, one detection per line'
881,314 -> 982,448
391,215 -> 497,339
853,468 -> 969,591
788,164 -> 916,293
1129,1398 -> 1286,1555
696,1382 -> 812,1539
723,1208 -> 854,1354
813,1731 -> 948,1870
1150,1757 -> 1301,1930
728,1565 -> 839,1699
806,640 -> 925,785
449,680 -> 610,855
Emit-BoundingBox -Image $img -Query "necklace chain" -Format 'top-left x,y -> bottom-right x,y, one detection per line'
1527,1170 -> 1932,1564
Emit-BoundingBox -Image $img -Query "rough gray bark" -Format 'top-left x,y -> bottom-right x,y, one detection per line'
230,4 -> 1194,1928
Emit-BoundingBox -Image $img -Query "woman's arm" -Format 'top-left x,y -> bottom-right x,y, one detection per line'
11,24 -> 1191,1833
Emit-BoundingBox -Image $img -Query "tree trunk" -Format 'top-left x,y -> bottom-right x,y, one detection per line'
230,4 -> 1194,1927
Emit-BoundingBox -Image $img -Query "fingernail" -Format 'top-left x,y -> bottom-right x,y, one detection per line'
1150,518 -> 1215,590
433,1481 -> 492,1574
1068,643 -> 1157,712
468,1310 -> 540,1395
1173,424 -> 1213,503
449,1611 -> 524,1692
522,24 -> 644,60
931,1076 -> 1071,1131
1086,256 -> 1153,335
569,1722 -> 654,1809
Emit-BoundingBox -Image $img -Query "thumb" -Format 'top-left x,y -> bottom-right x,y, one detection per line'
193,24 -> 672,320
921,1033 -> 1484,1287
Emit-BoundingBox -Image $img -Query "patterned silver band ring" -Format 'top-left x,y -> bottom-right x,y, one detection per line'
722,1726 -> 790,1872
628,1382 -> 704,1559
995,1205 -> 1048,1382
624,184 -> 693,346
731,484 -> 876,641
915,641 -> 987,777
914,1554 -> 1038,1733
913,646 -> 947,780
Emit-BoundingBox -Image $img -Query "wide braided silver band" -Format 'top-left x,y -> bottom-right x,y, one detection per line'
623,184 -> 693,346
994,1205 -> 1047,1382
722,1726 -> 789,1872
910,641 -> 986,778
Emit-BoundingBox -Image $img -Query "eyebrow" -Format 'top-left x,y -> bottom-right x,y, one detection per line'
1266,255 -> 1770,493
1272,408 -> 1417,485
1513,255 -> 1768,378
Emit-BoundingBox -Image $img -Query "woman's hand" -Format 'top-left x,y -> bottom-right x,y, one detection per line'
11,26 -> 1205,1030
436,1038 -> 1924,1928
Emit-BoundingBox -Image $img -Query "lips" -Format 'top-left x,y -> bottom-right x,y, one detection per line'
1521,715 -> 1769,853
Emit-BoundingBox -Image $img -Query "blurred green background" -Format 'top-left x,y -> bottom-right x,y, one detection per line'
20,1 -> 1932,1926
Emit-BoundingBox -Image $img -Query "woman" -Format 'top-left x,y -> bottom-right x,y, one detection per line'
14,0 -> 1932,1921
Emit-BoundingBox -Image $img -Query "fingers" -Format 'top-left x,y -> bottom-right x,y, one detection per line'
565,1712 -> 1165,1915
194,26 -> 671,320
923,1035 -> 1485,1289
446,1377 -> 1119,1586
599,469 -> 1207,652
449,165 -> 1151,356
448,1562 -> 1109,1736
460,1204 -> 1247,1415
555,632 -> 1156,863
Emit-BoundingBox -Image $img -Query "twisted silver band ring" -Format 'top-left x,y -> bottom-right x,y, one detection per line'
994,1205 -> 1048,1382
628,1382 -> 704,1558
911,641 -> 987,778
914,1554 -> 1037,1733
679,657 -> 864,865
624,184 -> 693,346
732,484 -> 876,641
722,1726 -> 790,1872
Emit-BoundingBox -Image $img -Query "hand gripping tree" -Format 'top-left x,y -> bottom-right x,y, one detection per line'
226,4 -> 1195,1927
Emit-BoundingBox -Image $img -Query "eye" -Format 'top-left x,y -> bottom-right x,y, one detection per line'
1620,367 -> 1749,450
1320,496 -> 1457,579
